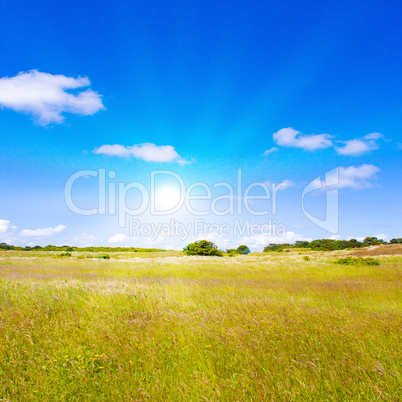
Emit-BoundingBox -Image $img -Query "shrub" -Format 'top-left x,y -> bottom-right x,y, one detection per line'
59,252 -> 72,257
184,240 -> 222,256
0,243 -> 12,250
303,256 -> 310,261
335,257 -> 379,266
237,245 -> 250,255
264,244 -> 286,252
226,245 -> 250,256
99,254 -> 110,259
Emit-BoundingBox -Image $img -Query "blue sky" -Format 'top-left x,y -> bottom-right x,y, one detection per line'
0,0 -> 401,250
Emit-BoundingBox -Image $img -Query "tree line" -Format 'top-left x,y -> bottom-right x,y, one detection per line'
263,237 -> 402,252
0,244 -> 166,252
1,237 -> 400,254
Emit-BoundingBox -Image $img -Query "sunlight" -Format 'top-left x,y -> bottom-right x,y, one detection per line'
154,186 -> 182,212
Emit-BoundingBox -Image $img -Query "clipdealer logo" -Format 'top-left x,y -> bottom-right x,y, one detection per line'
64,168 -> 339,236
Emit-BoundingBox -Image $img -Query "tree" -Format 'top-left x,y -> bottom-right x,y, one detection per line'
236,245 -> 250,255
226,248 -> 237,256
295,240 -> 309,248
363,237 -> 385,246
183,240 -> 222,256
0,243 -> 12,250
264,244 -> 284,252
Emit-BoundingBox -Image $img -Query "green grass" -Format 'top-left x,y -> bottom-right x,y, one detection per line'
335,256 -> 380,265
0,251 -> 401,400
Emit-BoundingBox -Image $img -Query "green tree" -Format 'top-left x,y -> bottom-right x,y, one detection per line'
363,237 -> 385,246
236,245 -> 250,255
183,240 -> 222,256
264,244 -> 284,252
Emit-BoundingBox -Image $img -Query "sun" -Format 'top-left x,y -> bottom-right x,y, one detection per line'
154,186 -> 182,212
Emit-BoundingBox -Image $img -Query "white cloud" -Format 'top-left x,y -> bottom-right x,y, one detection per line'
264,147 -> 278,155
20,224 -> 66,238
336,133 -> 383,156
273,127 -> 333,151
108,234 -> 127,244
307,164 -> 380,191
347,234 -> 388,242
94,143 -> 187,163
364,132 -> 382,140
336,139 -> 373,155
0,219 -> 18,242
0,219 -> 12,234
0,70 -> 104,124
271,128 -> 384,155
337,164 -> 380,189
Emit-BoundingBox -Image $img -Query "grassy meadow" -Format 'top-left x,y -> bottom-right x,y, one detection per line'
0,249 -> 401,400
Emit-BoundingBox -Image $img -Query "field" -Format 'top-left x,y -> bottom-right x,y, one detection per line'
0,248 -> 401,401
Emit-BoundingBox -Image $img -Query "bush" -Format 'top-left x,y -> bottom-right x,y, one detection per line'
264,244 -> 286,252
237,245 -> 250,255
303,256 -> 310,261
0,243 -> 13,250
335,257 -> 379,266
99,254 -> 110,259
59,252 -> 72,257
226,245 -> 250,256
184,240 -> 222,256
